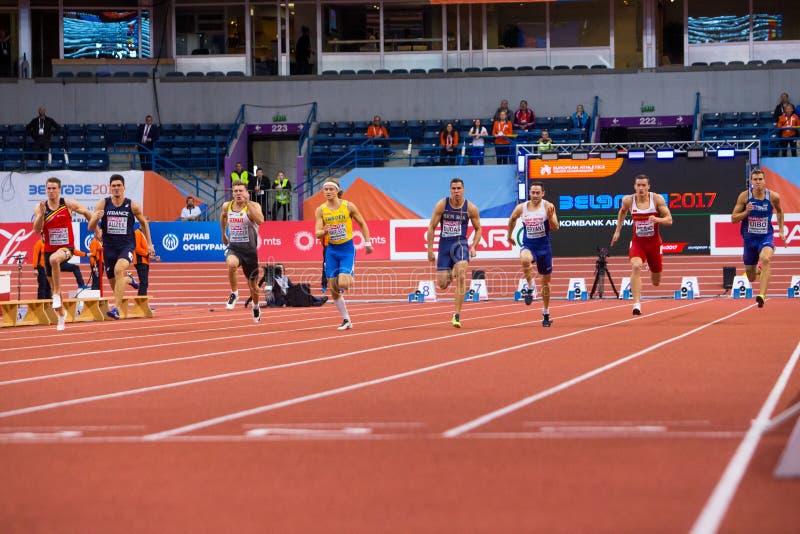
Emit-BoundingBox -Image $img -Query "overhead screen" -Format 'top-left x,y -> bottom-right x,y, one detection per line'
64,11 -> 151,59
526,156 -> 748,256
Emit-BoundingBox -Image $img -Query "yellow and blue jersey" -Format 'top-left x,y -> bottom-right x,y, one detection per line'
320,200 -> 353,245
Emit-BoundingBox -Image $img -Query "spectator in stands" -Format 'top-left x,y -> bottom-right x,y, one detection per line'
537,129 -> 554,153
180,196 -> 202,221
136,115 -> 160,170
440,122 -> 459,165
26,106 -> 60,161
571,104 -> 591,141
777,102 -> 799,157
468,119 -> 488,165
230,162 -> 250,188
513,100 -> 535,131
253,167 -> 270,217
272,171 -> 291,221
295,26 -> 312,75
774,93 -> 792,122
492,110 -> 513,164
366,115 -> 390,149
493,99 -> 511,122
0,29 -> 11,78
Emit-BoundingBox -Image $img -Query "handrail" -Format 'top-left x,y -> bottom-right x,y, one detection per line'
298,102 -> 317,155
590,95 -> 599,142
692,92 -> 701,141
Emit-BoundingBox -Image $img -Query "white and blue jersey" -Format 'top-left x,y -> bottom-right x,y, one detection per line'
437,197 -> 471,271
101,197 -> 136,277
520,201 -> 553,275
740,188 -> 774,266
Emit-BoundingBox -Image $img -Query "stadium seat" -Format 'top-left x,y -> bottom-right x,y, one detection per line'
787,58 -> 800,64
481,66 -> 498,72
747,60 -> 764,66
75,71 -> 93,78
112,71 -> 131,78
691,62 -> 708,67
765,59 -> 783,65
590,64 -> 608,69
391,69 -> 409,74
499,66 -> 516,72
206,71 -> 224,77
427,68 -> 444,74
446,67 -> 463,73
410,68 -> 426,74
535,65 -> 552,70
727,60 -> 745,67
339,69 -> 356,75
131,71 -> 149,78
356,69 -> 373,75
226,71 -> 245,77
165,72 -> 185,77
321,70 -> 338,75
374,69 -> 391,74
464,67 -> 480,73
517,66 -> 534,71
572,65 -> 589,70
56,72 -> 74,78
186,71 -> 205,77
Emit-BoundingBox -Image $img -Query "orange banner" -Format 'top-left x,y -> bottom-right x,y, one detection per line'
528,158 -> 624,179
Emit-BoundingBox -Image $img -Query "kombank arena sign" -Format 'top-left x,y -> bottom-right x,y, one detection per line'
528,158 -> 624,179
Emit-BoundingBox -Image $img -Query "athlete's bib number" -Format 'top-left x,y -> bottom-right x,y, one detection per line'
441,220 -> 462,239
106,215 -> 128,235
635,219 -> 655,238
228,214 -> 249,243
47,227 -> 70,245
747,217 -> 769,234
328,223 -> 347,242
524,217 -> 546,239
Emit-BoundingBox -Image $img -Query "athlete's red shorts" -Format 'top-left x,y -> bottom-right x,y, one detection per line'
629,239 -> 663,273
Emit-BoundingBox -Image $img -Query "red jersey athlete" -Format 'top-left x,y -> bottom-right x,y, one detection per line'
611,174 -> 673,316
32,176 -> 92,330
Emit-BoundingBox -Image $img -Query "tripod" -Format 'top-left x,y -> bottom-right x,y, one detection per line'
590,254 -> 619,299
14,254 -> 24,300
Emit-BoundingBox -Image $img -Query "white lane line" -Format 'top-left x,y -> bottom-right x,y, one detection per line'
763,401 -> 800,433
689,340 -> 800,534
523,420 -> 711,427
0,302 -> 619,386
0,302 -> 631,419
140,301 -> 705,441
441,303 -> 751,438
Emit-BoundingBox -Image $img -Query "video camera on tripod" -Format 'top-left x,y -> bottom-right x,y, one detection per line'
590,246 -> 618,299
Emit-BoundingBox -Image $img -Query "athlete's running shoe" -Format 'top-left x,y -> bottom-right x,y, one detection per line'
451,313 -> 461,328
632,303 -> 642,316
56,315 -> 66,331
126,272 -> 139,290
756,294 -> 766,308
523,288 -> 534,306
542,314 -> 552,327
107,308 -> 120,320
52,294 -> 61,309
225,292 -> 238,310
337,319 -> 352,331
252,306 -> 261,323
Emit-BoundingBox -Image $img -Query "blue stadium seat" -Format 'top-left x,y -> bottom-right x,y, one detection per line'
517,66 -> 534,71
391,69 -> 409,74
410,68 -> 426,74
112,71 -> 131,78
165,72 -> 185,77
374,69 -> 391,75
428,68 -> 444,74
464,67 -> 480,73
553,65 -> 570,70
56,72 -> 74,78
535,65 -> 552,71
226,71 -> 245,77
446,67 -> 463,73
76,71 -> 93,78
206,71 -> 225,77
356,69 -> 373,75
339,69 -> 356,75
590,64 -> 608,69
131,71 -> 149,78
747,60 -> 764,66
185,71 -> 205,77
481,66 -> 498,72
572,65 -> 589,70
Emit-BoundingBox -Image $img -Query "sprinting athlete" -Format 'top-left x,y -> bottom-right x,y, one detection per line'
507,181 -> 559,327
731,168 -> 785,307
32,176 -> 92,331
611,174 -> 673,316
427,178 -> 482,328
88,174 -> 154,319
221,180 -> 265,323
315,178 -> 373,330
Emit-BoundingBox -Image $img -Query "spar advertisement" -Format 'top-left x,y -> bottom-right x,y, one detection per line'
710,214 -> 800,255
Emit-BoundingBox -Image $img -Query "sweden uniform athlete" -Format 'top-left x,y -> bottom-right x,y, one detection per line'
315,179 -> 373,330
731,168 -> 785,307
507,181 -> 559,327
32,176 -> 92,330
611,174 -> 673,315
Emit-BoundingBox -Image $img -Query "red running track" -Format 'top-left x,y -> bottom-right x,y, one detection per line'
1,282 -> 799,533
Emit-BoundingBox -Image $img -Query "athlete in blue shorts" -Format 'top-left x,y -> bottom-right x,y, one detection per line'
315,178 -> 373,330
507,181 -> 560,327
731,168 -> 785,307
426,178 -> 482,328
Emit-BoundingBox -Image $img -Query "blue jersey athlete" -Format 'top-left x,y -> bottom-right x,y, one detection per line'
315,178 -> 373,330
731,168 -> 785,307
507,181 -> 559,327
427,178 -> 482,328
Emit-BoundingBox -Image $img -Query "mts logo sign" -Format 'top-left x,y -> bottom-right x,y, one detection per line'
391,218 -> 520,260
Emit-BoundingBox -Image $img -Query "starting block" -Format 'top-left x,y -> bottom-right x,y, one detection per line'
789,276 -> 800,298
467,279 -> 489,301
732,275 -> 752,299
408,290 -> 426,303
464,289 -> 480,302
415,280 -> 437,302
513,279 -> 537,302
567,278 -> 587,301
619,277 -> 632,300
674,276 -> 700,300
674,288 -> 695,300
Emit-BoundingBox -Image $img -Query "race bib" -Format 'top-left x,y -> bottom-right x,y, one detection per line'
747,217 -> 769,234
106,215 -> 128,235
635,219 -> 655,237
228,218 -> 248,242
441,220 -> 462,239
47,227 -> 70,245
328,223 -> 348,242
524,217 -> 546,239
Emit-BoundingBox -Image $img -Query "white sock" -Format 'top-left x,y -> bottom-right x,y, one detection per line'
334,298 -> 350,321
633,303 -> 641,311
542,308 -> 549,316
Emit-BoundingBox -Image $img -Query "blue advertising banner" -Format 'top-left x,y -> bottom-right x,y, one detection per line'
78,222 -> 227,262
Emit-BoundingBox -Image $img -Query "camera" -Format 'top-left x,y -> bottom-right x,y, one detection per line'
596,247 -> 609,259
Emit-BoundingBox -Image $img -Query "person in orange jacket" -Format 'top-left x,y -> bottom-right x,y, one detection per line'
32,238 -> 89,299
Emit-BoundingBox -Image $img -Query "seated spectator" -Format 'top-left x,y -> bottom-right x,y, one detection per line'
180,196 -> 202,221
366,115 -> 390,148
468,119 -> 488,165
537,129 -> 554,153
439,123 -> 459,165
777,103 -> 799,157
571,104 -> 591,141
774,92 -> 792,122
493,99 -> 511,122
513,100 -> 535,131
492,111 -> 514,164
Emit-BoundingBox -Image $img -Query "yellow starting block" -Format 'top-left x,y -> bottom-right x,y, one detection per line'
62,297 -> 110,322
119,296 -> 153,318
0,299 -> 57,327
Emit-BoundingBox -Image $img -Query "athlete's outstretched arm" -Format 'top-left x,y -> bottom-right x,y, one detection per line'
611,195 -> 632,246
426,199 -> 446,262
730,191 -> 751,223
468,202 -> 482,257
347,201 -> 373,253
